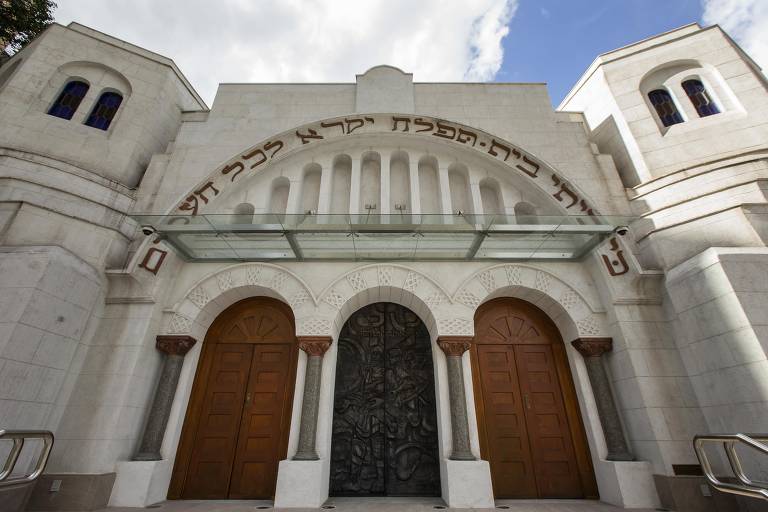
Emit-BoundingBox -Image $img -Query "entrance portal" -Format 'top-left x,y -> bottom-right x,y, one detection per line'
330,302 -> 441,497
168,297 -> 297,500
472,298 -> 598,499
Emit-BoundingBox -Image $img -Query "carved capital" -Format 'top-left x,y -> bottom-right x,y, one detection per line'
572,337 -> 612,358
437,336 -> 473,357
156,335 -> 197,356
297,336 -> 333,357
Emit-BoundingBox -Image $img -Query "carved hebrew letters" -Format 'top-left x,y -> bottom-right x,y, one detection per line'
320,120 -> 345,135
456,128 -> 477,146
265,140 -> 284,158
551,175 -> 578,208
296,128 -> 324,144
488,139 -> 511,161
433,121 -> 456,140
139,246 -> 167,275
179,181 -> 220,213
242,148 -> 267,169
601,237 -> 629,276
220,162 -> 245,181
414,117 -> 433,132
391,116 -> 411,132
517,155 -> 540,178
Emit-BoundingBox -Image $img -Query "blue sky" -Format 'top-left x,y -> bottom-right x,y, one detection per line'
498,0 -> 704,104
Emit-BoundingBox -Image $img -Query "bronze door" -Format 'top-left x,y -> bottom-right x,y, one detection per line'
169,298 -> 297,500
330,303 -> 440,496
472,298 -> 597,499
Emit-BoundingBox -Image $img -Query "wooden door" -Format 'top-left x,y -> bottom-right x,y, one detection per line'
472,298 -> 597,499
169,298 -> 297,500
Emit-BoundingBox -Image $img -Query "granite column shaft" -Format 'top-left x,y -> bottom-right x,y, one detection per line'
438,336 -> 475,461
293,336 -> 332,461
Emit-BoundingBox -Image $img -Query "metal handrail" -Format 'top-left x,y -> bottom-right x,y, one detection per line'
0,430 -> 54,488
693,433 -> 768,501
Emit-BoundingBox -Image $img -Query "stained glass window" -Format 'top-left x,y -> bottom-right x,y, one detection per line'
47,81 -> 89,120
648,89 -> 683,127
682,79 -> 720,117
84,92 -> 123,130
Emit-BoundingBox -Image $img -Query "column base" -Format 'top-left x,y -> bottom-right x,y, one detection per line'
108,460 -> 172,507
594,459 -> 659,509
607,452 -> 636,462
442,459 -> 494,509
132,452 -> 161,461
449,453 -> 477,461
293,452 -> 320,461
274,458 -> 327,508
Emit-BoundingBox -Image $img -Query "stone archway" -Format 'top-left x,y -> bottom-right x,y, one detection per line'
329,302 -> 441,497
167,297 -> 298,500
471,297 -> 598,499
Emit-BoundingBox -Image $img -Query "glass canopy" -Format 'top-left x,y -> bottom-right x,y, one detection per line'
131,213 -> 632,262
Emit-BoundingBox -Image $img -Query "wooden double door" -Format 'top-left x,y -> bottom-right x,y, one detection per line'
169,298 -> 298,500
472,298 -> 597,499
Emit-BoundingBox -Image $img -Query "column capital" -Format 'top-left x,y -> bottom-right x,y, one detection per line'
437,336 -> 473,357
297,336 -> 333,357
572,337 -> 613,358
156,335 -> 197,356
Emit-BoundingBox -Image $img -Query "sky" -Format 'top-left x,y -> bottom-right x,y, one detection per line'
51,0 -> 768,108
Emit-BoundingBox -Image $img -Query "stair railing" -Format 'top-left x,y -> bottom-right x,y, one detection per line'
693,433 -> 768,500
0,430 -> 54,488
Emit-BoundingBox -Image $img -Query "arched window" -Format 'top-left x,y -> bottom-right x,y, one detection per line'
47,80 -> 89,120
648,89 -> 683,127
682,79 -> 720,117
84,91 -> 123,130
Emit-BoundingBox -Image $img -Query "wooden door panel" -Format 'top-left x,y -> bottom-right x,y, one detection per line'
514,344 -> 582,498
230,344 -> 293,499
184,343 -> 253,499
476,345 -> 537,498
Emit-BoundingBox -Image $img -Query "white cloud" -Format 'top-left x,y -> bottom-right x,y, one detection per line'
54,0 -> 517,106
702,0 -> 768,71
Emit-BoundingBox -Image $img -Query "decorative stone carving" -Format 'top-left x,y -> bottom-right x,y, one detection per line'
477,270 -> 495,293
156,335 -> 197,355
346,271 -> 367,292
246,265 -> 263,285
438,318 -> 473,336
437,336 -> 473,356
505,265 -> 522,285
576,315 -> 601,336
188,286 -> 210,309
299,317 -> 332,336
572,337 -> 612,358
289,290 -> 310,310
322,289 -> 346,309
403,271 -> 421,292
271,271 -> 288,291
456,289 -> 481,309
377,265 -> 393,286
298,336 -> 332,356
425,291 -> 445,308
168,313 -> 192,334
559,289 -> 579,310
535,271 -> 551,293
217,271 -> 234,291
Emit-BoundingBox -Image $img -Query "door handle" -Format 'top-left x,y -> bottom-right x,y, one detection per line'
245,392 -> 252,405
524,393 -> 532,410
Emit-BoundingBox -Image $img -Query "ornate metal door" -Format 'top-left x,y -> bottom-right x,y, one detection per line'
330,303 -> 440,496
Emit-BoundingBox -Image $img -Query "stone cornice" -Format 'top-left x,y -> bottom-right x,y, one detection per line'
571,337 -> 612,358
297,336 -> 333,357
437,336 -> 473,356
156,335 -> 197,356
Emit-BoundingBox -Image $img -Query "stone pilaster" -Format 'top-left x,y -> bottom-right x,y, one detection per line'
572,337 -> 634,461
437,336 -> 476,461
293,336 -> 332,461
133,335 -> 196,461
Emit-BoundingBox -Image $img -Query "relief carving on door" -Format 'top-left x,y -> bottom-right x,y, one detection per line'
330,302 -> 441,496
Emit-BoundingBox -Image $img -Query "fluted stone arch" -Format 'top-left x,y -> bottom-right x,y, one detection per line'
453,264 -> 608,341
164,262 -> 316,340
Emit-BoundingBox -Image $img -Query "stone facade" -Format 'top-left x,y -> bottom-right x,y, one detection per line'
0,20 -> 767,511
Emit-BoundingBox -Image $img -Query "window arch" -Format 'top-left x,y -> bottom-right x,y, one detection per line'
647,89 -> 683,127
682,79 -> 719,117
47,80 -> 89,120
84,91 -> 123,130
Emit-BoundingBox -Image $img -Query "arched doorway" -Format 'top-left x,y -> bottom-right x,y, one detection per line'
330,302 -> 441,497
471,298 -> 597,499
168,297 -> 298,499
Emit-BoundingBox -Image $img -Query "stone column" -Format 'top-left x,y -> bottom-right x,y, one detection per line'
293,336 -> 333,460
134,335 -> 197,461
572,338 -> 634,461
437,336 -> 476,461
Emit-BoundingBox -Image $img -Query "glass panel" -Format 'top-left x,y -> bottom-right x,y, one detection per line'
295,232 -> 355,259
48,81 -> 89,120
85,92 -> 123,130
682,79 -> 720,117
648,89 -> 683,127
